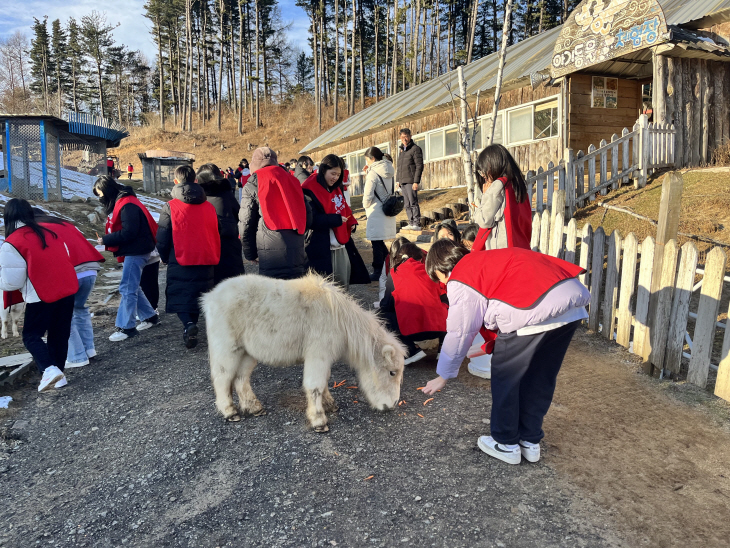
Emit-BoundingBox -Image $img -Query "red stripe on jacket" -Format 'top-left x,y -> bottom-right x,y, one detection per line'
392,258 -> 448,336
302,174 -> 357,245
258,166 -> 307,235
168,199 -> 221,266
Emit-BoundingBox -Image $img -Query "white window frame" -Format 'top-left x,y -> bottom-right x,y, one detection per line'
502,96 -> 561,147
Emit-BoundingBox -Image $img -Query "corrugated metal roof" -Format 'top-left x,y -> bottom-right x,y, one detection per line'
302,0 -> 730,153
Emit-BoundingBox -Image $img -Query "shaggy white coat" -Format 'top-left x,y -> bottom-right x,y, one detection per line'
1,302 -> 24,339
201,273 -> 406,431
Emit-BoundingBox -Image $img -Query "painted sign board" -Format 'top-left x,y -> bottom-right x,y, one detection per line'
551,0 -> 668,78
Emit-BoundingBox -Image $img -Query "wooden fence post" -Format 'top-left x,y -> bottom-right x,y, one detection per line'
549,212 -> 564,259
530,212 -> 541,251
688,247 -> 727,388
715,300 -> 730,402
634,236 -> 656,359
645,171 -> 683,375
564,218 -> 577,264
649,240 -> 679,372
564,148 -> 575,216
638,114 -> 650,188
602,230 -> 622,340
539,210 -> 550,255
616,233 -> 638,348
664,242 -> 699,375
588,227 -> 605,332
551,189 -> 566,225
579,223 -> 593,289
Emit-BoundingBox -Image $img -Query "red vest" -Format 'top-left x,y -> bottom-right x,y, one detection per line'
106,196 -> 158,261
472,178 -> 532,252
450,248 -> 585,353
40,221 -> 105,267
5,226 -> 79,303
392,258 -> 448,336
241,174 -> 250,187
168,199 -> 221,266
302,174 -> 357,244
3,290 -> 23,308
257,166 -> 307,234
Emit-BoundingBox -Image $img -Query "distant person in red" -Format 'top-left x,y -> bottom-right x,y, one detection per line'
0,199 -> 79,392
378,242 -> 447,365
156,166 -> 221,348
107,158 -> 115,176
127,163 -> 134,180
236,159 -> 251,201
470,144 -> 532,252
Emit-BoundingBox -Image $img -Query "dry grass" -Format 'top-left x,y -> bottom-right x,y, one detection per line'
712,142 -> 730,166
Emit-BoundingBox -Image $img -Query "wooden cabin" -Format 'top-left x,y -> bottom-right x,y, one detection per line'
300,0 -> 730,196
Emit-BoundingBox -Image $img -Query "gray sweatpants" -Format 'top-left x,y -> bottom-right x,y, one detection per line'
331,247 -> 351,291
402,184 -> 421,227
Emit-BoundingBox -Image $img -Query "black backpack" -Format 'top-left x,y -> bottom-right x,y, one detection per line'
373,174 -> 404,217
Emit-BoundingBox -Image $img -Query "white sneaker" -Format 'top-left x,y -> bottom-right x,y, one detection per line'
38,366 -> 64,392
137,314 -> 161,331
519,440 -> 541,463
468,354 -> 492,379
109,327 -> 137,341
65,358 -> 89,369
404,350 -> 426,365
55,376 -> 68,389
477,435 -> 521,465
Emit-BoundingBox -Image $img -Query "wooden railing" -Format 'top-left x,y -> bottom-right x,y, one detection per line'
526,115 -> 676,215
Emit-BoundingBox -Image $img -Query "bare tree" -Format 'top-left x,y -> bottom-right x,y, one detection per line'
487,0 -> 514,145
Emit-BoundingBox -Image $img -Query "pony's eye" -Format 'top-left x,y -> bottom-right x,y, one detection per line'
389,371 -> 396,377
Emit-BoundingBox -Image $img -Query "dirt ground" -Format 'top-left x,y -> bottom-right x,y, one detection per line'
2,254 -> 730,547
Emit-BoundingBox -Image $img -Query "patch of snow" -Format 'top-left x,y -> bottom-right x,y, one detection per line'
0,396 -> 12,408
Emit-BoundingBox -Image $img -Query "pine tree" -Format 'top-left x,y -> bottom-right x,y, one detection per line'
67,18 -> 84,113
50,19 -> 69,115
29,17 -> 51,111
80,11 -> 119,117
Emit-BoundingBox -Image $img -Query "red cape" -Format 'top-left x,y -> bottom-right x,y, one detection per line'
302,174 -> 357,245
169,199 -> 221,266
41,221 -> 105,267
392,258 -> 448,336
258,166 -> 307,235
471,178 -> 532,252
106,195 -> 158,262
450,248 -> 585,353
3,290 -> 23,309
5,226 -> 79,303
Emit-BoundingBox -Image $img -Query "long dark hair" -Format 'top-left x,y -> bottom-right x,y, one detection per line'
93,175 -> 122,216
364,146 -> 383,162
3,198 -> 58,249
475,144 -> 528,204
316,154 -> 344,189
425,238 -> 469,282
433,220 -> 461,244
196,163 -> 225,185
387,236 -> 410,273
392,242 -> 425,272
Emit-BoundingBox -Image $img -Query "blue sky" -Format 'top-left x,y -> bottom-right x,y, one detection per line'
0,0 -> 311,62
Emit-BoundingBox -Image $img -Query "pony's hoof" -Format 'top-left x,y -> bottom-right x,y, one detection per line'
225,414 -> 241,422
313,425 -> 329,433
253,408 -> 267,417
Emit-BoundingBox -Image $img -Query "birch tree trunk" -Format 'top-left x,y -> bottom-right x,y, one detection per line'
467,0 -> 479,64
237,0 -> 244,134
391,0 -> 398,96
217,0 -> 224,131
334,0 -> 340,121
457,66 -> 478,217
349,0 -> 356,115
487,0 -> 514,145
254,0 -> 260,128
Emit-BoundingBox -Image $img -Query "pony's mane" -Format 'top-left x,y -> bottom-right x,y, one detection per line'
298,272 -> 401,367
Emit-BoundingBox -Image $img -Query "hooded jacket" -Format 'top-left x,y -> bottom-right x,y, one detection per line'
199,177 -> 245,284
395,140 -> 424,186
101,186 -> 156,258
362,159 -> 397,241
294,165 -> 311,184
156,183 -> 216,313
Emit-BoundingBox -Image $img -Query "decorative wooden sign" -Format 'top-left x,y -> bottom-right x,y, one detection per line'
551,0 -> 668,78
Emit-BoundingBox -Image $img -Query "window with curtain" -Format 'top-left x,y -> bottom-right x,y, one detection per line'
508,106 -> 533,145
444,127 -> 460,156
429,131 -> 444,160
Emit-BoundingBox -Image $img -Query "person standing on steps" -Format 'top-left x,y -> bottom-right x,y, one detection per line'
95,176 -> 161,342
156,166 -> 221,349
0,199 -> 79,392
395,128 -> 424,230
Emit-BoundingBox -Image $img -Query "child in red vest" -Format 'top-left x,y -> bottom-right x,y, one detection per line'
471,144 -> 532,252
156,166 -> 221,348
422,239 -> 589,465
95,176 -> 160,341
0,199 -> 79,391
378,242 -> 447,365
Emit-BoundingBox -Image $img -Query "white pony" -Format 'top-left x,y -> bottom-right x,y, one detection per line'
1,301 -> 25,339
201,273 -> 407,432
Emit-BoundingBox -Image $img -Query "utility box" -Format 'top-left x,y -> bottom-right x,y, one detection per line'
138,150 -> 195,193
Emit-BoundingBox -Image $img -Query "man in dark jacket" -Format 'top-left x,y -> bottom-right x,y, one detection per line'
395,128 -> 424,230
238,148 -> 312,279
294,156 -> 314,184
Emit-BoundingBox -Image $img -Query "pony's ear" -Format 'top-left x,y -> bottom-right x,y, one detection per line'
381,344 -> 397,366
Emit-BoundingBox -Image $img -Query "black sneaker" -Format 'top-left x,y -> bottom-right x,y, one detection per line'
109,327 -> 138,342
369,271 -> 381,282
183,323 -> 199,349
137,314 -> 161,331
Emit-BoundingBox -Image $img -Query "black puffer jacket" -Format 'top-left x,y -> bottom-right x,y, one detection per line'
101,186 -> 156,258
294,165 -> 311,184
395,140 -> 424,185
238,168 -> 312,280
200,178 -> 245,284
156,183 -> 215,314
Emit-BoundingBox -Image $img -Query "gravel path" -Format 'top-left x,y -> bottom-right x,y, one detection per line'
0,266 -> 629,548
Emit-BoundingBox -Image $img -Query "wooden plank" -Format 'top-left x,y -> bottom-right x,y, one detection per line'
588,227 -> 606,332
539,210 -> 550,255
634,236 -> 656,359
602,230 -> 621,340
622,128 -> 630,185
649,240 -> 679,371
715,299 -> 730,402
714,62 -> 724,153
549,212 -> 564,259
536,167 -> 544,212
599,139 -> 608,196
575,151 -> 585,207
687,247 -> 727,388
616,232 -> 638,348
692,58 -> 701,167
701,59 -> 710,165
664,242 -> 699,375
654,53 -> 666,124
579,223 -> 593,289
546,161 -> 555,209
673,56 -> 684,167
530,212 -> 541,251
552,189 -> 565,222
565,218 -> 577,264
610,134 -> 619,190
0,353 -> 33,368
588,144 -> 597,201
666,56 -> 676,132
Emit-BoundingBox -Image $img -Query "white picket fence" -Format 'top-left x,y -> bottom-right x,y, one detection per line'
526,115 -> 676,215
533,191 -> 729,400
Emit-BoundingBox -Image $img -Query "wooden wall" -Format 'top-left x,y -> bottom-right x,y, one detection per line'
567,73 -> 642,156
654,54 -> 730,168
314,82 -> 562,195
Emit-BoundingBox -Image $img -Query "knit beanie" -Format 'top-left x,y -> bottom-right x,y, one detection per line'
250,147 -> 278,173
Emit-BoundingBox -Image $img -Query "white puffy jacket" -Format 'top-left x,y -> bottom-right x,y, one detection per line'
362,160 -> 397,241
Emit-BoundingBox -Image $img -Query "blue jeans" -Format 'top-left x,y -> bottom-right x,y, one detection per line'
67,274 -> 97,363
116,255 -> 156,330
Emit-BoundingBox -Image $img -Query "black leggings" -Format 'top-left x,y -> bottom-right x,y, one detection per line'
23,296 -> 75,373
178,312 -> 199,326
371,240 -> 388,276
140,261 -> 160,310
